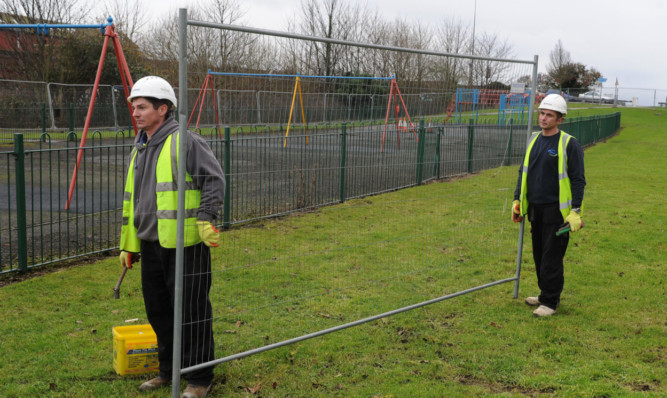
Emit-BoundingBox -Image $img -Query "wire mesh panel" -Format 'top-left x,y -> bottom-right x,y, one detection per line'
46,83 -> 117,129
208,73 -> 395,128
0,80 -> 48,140
173,15 -> 541,385
206,149 -> 523,365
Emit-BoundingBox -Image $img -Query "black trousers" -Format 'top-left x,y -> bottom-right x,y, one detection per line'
528,205 -> 569,310
140,240 -> 215,385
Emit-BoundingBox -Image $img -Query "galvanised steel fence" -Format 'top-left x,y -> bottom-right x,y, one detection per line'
169,13 -> 628,392
0,111 -> 621,275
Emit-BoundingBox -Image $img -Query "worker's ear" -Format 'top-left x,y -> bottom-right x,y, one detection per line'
158,104 -> 169,117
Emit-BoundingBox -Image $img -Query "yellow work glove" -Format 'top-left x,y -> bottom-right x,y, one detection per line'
197,221 -> 220,247
119,251 -> 139,269
564,210 -> 583,232
512,200 -> 522,223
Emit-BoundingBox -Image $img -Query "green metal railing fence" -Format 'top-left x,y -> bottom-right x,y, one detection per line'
0,112 -> 620,274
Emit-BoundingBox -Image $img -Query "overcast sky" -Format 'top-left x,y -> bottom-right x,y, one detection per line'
135,0 -> 665,91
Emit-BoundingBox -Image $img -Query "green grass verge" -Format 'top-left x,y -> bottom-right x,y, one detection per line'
0,107 -> 664,397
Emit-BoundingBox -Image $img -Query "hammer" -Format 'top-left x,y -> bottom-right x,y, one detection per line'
113,267 -> 128,299
113,253 -> 140,299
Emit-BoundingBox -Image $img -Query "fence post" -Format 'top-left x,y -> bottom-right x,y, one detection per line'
41,103 -> 47,136
223,126 -> 231,229
14,134 -> 28,273
467,119 -> 475,174
435,127 -> 442,179
339,123 -> 347,203
69,103 -> 74,133
416,119 -> 426,185
598,117 -> 603,142
506,118 -> 514,166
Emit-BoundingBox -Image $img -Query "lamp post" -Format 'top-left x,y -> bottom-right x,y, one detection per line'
468,0 -> 477,87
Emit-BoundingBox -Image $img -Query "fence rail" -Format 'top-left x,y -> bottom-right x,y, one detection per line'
0,112 -> 620,274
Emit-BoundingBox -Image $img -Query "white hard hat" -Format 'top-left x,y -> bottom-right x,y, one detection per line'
538,93 -> 567,116
127,76 -> 177,109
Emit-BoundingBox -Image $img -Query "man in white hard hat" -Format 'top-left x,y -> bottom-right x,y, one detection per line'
512,93 -> 586,317
119,76 -> 224,397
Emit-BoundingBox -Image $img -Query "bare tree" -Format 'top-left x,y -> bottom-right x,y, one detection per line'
545,40 -> 573,89
207,0 -> 261,71
139,0 -> 265,84
471,32 -> 514,86
548,39 -> 570,74
287,0 -> 366,76
385,18 -> 432,83
433,18 -> 470,88
0,0 -> 84,80
101,0 -> 147,43
359,9 -> 390,76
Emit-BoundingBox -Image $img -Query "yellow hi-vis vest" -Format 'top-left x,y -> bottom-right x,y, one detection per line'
519,131 -> 574,220
120,132 -> 202,251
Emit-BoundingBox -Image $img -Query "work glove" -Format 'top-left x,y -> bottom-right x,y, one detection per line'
197,220 -> 220,247
564,210 -> 583,232
512,200 -> 522,223
119,251 -> 140,269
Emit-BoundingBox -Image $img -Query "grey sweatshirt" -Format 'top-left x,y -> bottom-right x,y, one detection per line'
129,116 -> 225,242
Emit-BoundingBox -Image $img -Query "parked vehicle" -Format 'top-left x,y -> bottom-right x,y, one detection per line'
546,89 -> 573,101
578,91 -> 614,104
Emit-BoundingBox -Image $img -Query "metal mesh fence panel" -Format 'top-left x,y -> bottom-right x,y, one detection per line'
0,80 -> 49,140
46,83 -> 118,129
172,15 -> 544,388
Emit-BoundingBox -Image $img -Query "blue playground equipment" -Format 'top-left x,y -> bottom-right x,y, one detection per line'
455,88 -> 480,124
498,93 -> 529,125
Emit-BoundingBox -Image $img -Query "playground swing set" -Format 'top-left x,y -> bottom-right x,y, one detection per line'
197,72 -> 419,151
0,16 -> 138,210
187,71 -> 222,138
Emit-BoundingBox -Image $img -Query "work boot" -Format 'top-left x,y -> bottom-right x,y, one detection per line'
139,376 -> 170,391
524,296 -> 540,306
533,305 -> 556,317
181,383 -> 212,398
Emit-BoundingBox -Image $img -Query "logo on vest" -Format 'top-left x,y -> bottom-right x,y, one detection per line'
547,149 -> 558,157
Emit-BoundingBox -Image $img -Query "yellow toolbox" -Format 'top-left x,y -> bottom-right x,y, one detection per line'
112,324 -> 159,375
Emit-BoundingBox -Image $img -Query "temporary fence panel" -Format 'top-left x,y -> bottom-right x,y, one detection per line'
46,83 -> 118,130
0,80 -> 49,140
172,9 -> 542,396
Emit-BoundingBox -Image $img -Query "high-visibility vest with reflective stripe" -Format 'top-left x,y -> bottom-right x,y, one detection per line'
120,150 -> 140,252
120,132 -> 202,251
519,131 -> 573,220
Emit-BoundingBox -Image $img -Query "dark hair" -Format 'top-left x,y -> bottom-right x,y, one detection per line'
145,97 -> 174,119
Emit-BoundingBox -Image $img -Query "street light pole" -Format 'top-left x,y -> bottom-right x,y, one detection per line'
468,0 -> 477,87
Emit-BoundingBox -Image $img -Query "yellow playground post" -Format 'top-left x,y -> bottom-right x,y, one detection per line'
284,75 -> 309,147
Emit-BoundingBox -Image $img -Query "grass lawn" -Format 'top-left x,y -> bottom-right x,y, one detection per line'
0,107 -> 664,397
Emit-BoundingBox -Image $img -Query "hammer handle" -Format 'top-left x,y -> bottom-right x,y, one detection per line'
113,267 -> 128,299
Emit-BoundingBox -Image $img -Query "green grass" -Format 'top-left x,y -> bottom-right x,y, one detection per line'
0,107 -> 665,397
